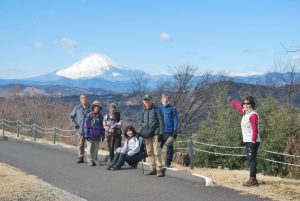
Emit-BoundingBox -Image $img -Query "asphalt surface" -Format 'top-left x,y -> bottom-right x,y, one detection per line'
0,137 -> 269,201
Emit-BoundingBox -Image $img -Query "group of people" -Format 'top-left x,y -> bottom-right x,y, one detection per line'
70,93 -> 261,186
69,93 -> 179,177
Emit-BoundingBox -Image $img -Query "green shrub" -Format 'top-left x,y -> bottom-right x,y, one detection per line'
192,95 -> 300,178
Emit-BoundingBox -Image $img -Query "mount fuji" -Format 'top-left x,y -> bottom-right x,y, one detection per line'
55,53 -> 149,81
0,53 -> 169,92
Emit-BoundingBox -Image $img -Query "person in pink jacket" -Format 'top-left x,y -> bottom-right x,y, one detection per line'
230,96 -> 260,186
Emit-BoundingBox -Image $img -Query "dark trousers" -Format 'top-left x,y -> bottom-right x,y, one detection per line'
245,142 -> 260,179
126,153 -> 142,166
107,134 -> 122,161
111,152 -> 142,168
161,133 -> 174,166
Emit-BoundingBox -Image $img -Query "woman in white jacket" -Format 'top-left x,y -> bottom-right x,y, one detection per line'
107,125 -> 143,170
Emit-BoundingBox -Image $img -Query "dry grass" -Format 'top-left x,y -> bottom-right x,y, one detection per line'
0,163 -> 85,201
0,163 -> 46,198
172,164 -> 300,201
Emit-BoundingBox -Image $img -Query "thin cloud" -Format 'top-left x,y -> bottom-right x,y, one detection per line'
34,42 -> 43,50
292,54 -> 300,61
160,32 -> 172,41
55,38 -> 77,48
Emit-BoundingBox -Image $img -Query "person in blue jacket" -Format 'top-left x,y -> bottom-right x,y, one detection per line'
160,93 -> 179,167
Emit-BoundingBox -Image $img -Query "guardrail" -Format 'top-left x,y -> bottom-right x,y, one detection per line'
1,118 -> 77,144
175,138 -> 300,169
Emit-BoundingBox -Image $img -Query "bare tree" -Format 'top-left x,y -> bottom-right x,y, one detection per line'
268,60 -> 300,104
130,72 -> 150,103
156,64 -> 214,136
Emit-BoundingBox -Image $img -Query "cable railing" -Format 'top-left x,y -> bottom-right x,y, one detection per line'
1,118 -> 77,144
175,138 -> 300,168
1,118 -> 299,168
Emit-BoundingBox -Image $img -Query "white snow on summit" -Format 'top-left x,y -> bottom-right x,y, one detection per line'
229,71 -> 264,77
56,53 -> 123,79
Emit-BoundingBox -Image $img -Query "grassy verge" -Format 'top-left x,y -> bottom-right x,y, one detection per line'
0,163 -> 85,201
172,164 -> 300,201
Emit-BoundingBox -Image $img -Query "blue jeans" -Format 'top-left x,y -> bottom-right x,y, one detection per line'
245,142 -> 260,178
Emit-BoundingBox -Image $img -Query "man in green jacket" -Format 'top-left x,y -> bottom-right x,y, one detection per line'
139,94 -> 165,177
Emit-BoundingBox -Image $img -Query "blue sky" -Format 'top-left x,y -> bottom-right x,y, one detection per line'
0,0 -> 299,79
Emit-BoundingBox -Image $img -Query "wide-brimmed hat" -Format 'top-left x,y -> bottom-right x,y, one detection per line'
92,100 -> 103,109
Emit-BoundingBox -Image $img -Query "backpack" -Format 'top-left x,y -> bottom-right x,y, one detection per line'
139,138 -> 147,161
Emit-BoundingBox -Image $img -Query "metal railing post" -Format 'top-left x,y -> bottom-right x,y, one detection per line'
189,137 -> 194,169
53,127 -> 56,144
17,120 -> 20,137
2,119 -> 5,136
33,123 -> 36,141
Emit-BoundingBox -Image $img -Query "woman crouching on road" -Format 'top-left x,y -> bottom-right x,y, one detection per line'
84,101 -> 105,167
107,125 -> 143,170
230,96 -> 260,186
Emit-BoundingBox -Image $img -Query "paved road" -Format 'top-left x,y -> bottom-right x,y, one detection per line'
0,137 -> 269,201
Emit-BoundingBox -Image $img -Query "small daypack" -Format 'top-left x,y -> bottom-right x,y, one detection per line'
139,137 -> 147,161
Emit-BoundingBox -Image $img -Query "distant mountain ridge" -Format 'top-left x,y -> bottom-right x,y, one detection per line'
0,53 -> 299,91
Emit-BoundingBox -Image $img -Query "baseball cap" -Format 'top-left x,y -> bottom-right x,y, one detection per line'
143,94 -> 153,100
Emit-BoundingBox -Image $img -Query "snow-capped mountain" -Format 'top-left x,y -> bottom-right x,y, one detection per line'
0,53 -> 156,91
55,53 -> 147,81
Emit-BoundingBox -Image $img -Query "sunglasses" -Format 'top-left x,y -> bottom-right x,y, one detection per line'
242,102 -> 251,105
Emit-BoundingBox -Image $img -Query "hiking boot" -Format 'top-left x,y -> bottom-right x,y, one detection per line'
157,172 -> 164,177
111,166 -> 121,171
144,170 -> 156,175
77,157 -> 84,164
88,161 -> 96,167
106,164 -> 112,170
243,177 -> 258,187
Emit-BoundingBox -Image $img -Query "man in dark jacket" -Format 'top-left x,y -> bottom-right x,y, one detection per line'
160,93 -> 179,167
139,94 -> 165,177
69,94 -> 91,163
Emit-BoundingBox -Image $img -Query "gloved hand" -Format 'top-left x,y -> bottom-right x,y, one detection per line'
158,134 -> 163,142
249,143 -> 256,153
173,131 -> 177,140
